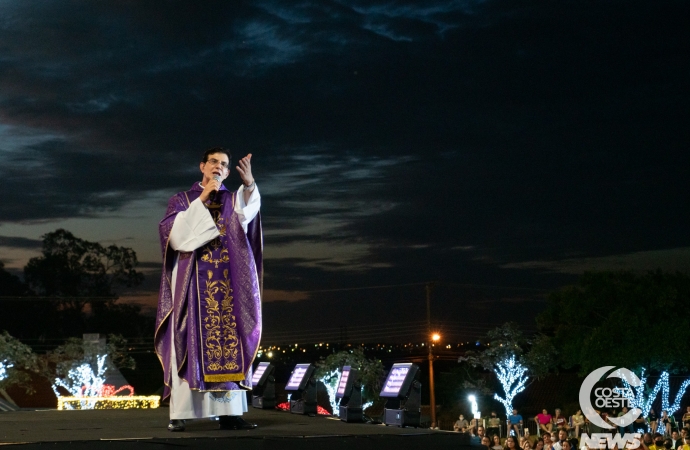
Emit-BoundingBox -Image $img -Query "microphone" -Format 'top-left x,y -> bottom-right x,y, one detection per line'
209,175 -> 221,202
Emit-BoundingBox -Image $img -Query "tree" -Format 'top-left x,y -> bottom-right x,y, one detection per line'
315,348 -> 385,409
24,229 -> 143,298
44,334 -> 136,394
23,229 -> 145,337
537,270 -> 690,375
459,322 -> 557,415
0,261 -> 30,296
0,331 -> 40,394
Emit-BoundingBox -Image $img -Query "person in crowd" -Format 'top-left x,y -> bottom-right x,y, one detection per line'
525,429 -> 531,439
509,409 -> 524,437
454,414 -> 470,432
492,434 -> 504,450
482,436 -> 493,448
572,409 -> 586,436
561,439 -> 572,450
671,431 -> 682,449
542,432 -> 554,450
682,407 -> 690,429
662,411 -> 677,436
682,435 -> 690,450
505,436 -> 519,450
634,410 -> 648,433
649,409 -> 659,435
534,439 -> 545,450
487,412 -> 502,438
554,409 -> 570,433
519,436 -> 527,448
618,407 -> 636,434
553,429 -> 568,450
652,433 -> 666,450
523,439 -> 533,450
537,409 -> 554,433
641,433 -> 654,450
469,417 -> 480,435
478,426 -> 487,438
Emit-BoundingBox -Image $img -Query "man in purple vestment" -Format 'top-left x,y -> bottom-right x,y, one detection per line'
155,147 -> 263,431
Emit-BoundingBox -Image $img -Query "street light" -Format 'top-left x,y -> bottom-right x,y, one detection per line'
428,331 -> 439,429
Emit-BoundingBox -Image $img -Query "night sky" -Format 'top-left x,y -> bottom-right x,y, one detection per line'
1,1 -> 688,343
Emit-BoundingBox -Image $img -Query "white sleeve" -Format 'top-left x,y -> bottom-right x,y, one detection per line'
235,184 -> 261,234
169,198 -> 220,252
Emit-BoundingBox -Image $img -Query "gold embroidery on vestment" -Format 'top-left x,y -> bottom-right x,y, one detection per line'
202,269 -> 240,377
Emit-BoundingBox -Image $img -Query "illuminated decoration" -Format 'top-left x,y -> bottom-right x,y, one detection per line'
52,354 -> 108,408
285,363 -> 317,415
0,360 -> 12,382
57,396 -> 160,410
276,402 -> 330,415
318,369 -> 341,416
251,362 -> 276,409
380,363 -> 421,427
620,369 -> 690,433
336,366 -> 363,423
52,354 -> 160,410
468,394 -> 481,419
493,355 -> 528,417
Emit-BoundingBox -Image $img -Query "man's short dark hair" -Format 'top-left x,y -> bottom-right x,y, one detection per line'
202,147 -> 231,164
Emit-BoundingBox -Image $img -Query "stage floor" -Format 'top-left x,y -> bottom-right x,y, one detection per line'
0,407 -> 476,449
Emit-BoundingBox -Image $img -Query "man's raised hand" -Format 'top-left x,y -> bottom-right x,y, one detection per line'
236,154 -> 254,187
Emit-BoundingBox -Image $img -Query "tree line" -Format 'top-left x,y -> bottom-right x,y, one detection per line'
0,229 -> 151,344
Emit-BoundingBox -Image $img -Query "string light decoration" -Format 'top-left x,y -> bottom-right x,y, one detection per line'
52,354 -> 159,410
493,355 -> 528,417
620,369 -> 690,434
57,396 -> 160,410
318,369 -> 340,416
0,360 -> 13,382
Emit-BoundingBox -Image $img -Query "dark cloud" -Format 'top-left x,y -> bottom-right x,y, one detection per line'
1,0 -> 689,330
0,236 -> 42,249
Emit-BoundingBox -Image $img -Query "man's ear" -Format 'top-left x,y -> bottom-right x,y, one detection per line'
200,162 -> 205,173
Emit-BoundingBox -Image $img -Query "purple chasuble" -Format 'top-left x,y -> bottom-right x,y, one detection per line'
155,183 -> 263,400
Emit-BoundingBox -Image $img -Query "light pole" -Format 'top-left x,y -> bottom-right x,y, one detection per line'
426,283 -> 439,429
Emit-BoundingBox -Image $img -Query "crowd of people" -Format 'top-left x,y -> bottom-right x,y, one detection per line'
452,406 -> 690,450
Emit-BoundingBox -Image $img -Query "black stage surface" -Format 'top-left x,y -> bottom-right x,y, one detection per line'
0,407 -> 477,449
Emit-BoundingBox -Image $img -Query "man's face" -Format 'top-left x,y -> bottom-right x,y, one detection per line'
200,152 -> 230,184
478,427 -> 485,436
513,409 -> 518,415
543,409 -> 548,415
672,432 -> 679,440
544,436 -> 551,444
643,435 -> 653,445
559,431 -> 567,441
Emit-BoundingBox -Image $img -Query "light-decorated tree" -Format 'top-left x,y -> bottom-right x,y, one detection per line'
315,348 -> 384,415
620,369 -> 690,433
493,355 -> 529,417
459,322 -> 556,416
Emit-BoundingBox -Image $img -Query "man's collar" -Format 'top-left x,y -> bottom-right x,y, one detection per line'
191,181 -> 228,192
